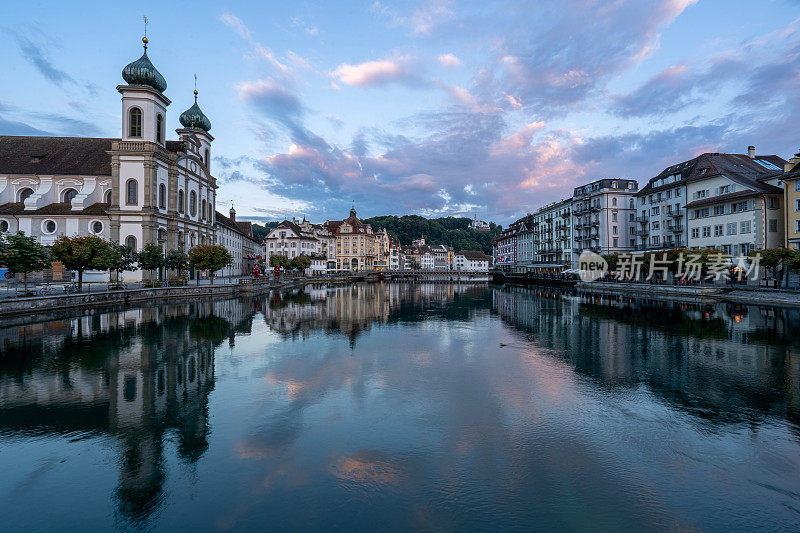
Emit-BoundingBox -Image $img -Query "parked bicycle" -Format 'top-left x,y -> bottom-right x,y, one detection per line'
63,284 -> 80,294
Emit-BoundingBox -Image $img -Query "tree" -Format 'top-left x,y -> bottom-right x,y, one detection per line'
269,255 -> 290,268
751,248 -> 795,287
50,235 -> 115,290
0,231 -> 51,293
188,245 -> 232,285
108,242 -> 138,283
138,243 -> 165,283
290,254 -> 311,272
165,249 -> 188,278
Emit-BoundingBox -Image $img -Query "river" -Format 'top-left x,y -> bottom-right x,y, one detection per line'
1,283 -> 798,531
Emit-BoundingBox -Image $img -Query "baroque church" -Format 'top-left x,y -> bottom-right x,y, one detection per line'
0,31 -> 253,280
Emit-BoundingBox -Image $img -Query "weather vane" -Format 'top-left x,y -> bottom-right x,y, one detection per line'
194,73 -> 198,101
142,15 -> 149,48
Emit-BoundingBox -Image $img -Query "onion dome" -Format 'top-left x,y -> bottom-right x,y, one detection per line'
179,90 -> 212,132
122,37 -> 167,93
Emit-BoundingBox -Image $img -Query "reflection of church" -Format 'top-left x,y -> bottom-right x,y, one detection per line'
0,303 -> 240,522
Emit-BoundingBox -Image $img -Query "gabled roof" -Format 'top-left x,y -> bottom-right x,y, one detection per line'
215,211 -> 259,242
0,136 -> 117,176
637,152 -> 787,196
457,250 -> 490,261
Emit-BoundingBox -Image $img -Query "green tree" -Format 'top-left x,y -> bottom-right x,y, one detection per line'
188,245 -> 232,285
751,248 -> 794,287
50,235 -> 115,290
107,242 -> 138,283
269,255 -> 290,268
137,243 -> 165,283
165,249 -> 188,278
0,231 -> 51,293
290,254 -> 311,271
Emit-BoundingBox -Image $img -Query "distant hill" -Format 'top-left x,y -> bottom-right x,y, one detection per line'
250,221 -> 280,242
362,215 -> 501,255
249,215 -> 501,255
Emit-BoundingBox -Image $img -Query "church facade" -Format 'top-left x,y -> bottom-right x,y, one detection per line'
0,33 -> 246,281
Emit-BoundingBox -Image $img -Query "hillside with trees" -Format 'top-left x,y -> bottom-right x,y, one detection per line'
250,216 -> 501,254
363,215 -> 501,254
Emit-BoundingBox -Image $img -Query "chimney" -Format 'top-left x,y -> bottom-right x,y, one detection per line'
747,145 -> 755,159
786,152 -> 800,173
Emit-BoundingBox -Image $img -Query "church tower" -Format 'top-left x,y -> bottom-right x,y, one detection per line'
119,34 -> 170,145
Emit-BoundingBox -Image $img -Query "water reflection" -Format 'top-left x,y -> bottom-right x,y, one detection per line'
495,285 -> 800,428
1,283 -> 799,530
0,304 -> 234,522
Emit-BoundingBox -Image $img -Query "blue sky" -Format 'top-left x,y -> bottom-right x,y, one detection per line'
2,1 -> 799,224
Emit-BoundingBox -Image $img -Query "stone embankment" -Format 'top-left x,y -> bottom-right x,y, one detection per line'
0,277 -> 312,318
576,281 -> 800,308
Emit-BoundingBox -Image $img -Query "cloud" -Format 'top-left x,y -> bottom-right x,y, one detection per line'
372,0 -> 454,36
438,53 -> 461,68
333,58 -> 414,87
16,36 -> 76,87
291,16 -> 319,36
221,12 -> 292,78
488,0 -> 698,116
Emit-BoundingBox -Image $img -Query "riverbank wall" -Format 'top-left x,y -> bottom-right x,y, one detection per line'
0,277 -> 312,318
575,281 -> 800,308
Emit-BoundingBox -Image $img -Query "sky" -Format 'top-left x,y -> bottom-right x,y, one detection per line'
1,0 -> 799,225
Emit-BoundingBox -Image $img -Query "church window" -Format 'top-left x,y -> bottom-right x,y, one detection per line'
205,149 -> 210,168
0,220 -> 8,232
18,187 -> 34,203
91,221 -> 103,234
125,236 -> 137,251
126,179 -> 137,205
178,190 -> 185,213
156,114 -> 164,143
159,184 -> 166,209
43,220 -> 57,234
129,107 -> 142,137
201,199 -> 207,220
104,190 -> 112,204
190,191 -> 197,216
62,188 -> 78,204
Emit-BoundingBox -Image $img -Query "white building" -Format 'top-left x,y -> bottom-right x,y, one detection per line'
454,250 -> 490,271
0,33 -> 220,282
262,218 -> 336,274
683,151 -> 785,258
214,206 -> 260,278
571,178 -> 638,265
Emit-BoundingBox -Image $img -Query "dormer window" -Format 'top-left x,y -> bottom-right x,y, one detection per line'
30,154 -> 46,163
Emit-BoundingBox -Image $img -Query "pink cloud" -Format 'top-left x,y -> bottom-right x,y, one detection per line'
333,58 -> 411,87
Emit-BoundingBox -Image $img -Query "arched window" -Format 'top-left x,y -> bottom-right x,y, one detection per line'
126,179 -> 137,205
612,197 -> 617,207
62,188 -> 78,204
209,203 -> 213,222
125,236 -> 137,251
159,184 -> 166,209
178,190 -> 185,213
201,199 -> 207,220
18,187 -> 34,203
129,107 -> 142,137
204,149 -> 210,167
104,189 -> 112,204
629,198 -> 635,208
189,191 -> 197,216
156,114 -> 163,143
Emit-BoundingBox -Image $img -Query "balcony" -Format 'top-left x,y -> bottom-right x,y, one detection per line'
669,225 -> 683,232
669,211 -> 684,218
638,227 -> 650,235
636,216 -> 648,223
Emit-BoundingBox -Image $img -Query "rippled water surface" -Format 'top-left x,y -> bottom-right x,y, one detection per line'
1,283 -> 800,531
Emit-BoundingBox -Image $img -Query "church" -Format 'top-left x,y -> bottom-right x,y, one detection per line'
0,31 -> 256,280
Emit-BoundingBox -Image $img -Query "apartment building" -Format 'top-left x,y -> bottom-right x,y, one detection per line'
684,150 -> 786,257
571,178 -> 638,264
780,152 -> 800,249
634,165 -> 689,250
